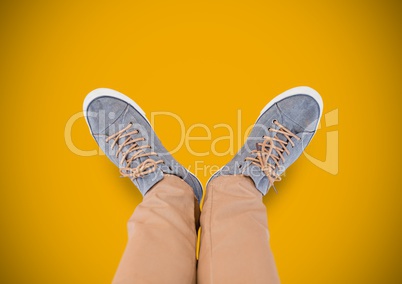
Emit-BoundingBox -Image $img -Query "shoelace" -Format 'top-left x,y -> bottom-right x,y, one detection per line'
105,123 -> 163,179
245,119 -> 300,191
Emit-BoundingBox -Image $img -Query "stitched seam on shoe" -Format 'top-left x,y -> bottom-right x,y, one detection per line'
89,104 -> 129,134
276,102 -> 317,133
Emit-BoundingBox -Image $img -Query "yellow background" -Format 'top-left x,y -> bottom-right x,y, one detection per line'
1,0 -> 401,283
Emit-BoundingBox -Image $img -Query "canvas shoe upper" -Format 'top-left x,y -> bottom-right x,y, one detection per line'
83,88 -> 203,202
208,86 -> 323,195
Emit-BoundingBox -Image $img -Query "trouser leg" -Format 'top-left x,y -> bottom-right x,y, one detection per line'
113,175 -> 199,284
197,175 -> 280,284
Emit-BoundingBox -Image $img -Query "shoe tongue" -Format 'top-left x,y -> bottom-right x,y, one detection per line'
257,130 -> 286,171
272,131 -> 286,161
114,124 -> 164,193
244,127 -> 288,195
121,140 -> 164,195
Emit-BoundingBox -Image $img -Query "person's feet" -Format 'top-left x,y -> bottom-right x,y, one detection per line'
208,86 -> 323,194
83,88 -> 203,202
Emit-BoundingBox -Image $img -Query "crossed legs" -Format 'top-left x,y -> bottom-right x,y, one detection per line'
113,175 -> 280,284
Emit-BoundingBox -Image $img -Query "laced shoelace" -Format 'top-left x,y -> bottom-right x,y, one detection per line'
245,119 -> 301,191
105,123 -> 163,179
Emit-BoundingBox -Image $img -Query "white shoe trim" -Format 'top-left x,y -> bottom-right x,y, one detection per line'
83,88 -> 149,126
259,86 -> 323,121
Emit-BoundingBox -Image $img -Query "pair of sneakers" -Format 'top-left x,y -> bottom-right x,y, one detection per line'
83,87 -> 323,202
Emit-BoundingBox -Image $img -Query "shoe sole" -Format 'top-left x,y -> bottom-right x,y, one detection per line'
206,86 -> 324,186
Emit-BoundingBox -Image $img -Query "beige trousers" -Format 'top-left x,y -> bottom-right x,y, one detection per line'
113,175 -> 280,284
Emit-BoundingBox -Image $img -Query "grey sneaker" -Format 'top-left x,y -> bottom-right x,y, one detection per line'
83,88 -> 203,202
208,86 -> 323,194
